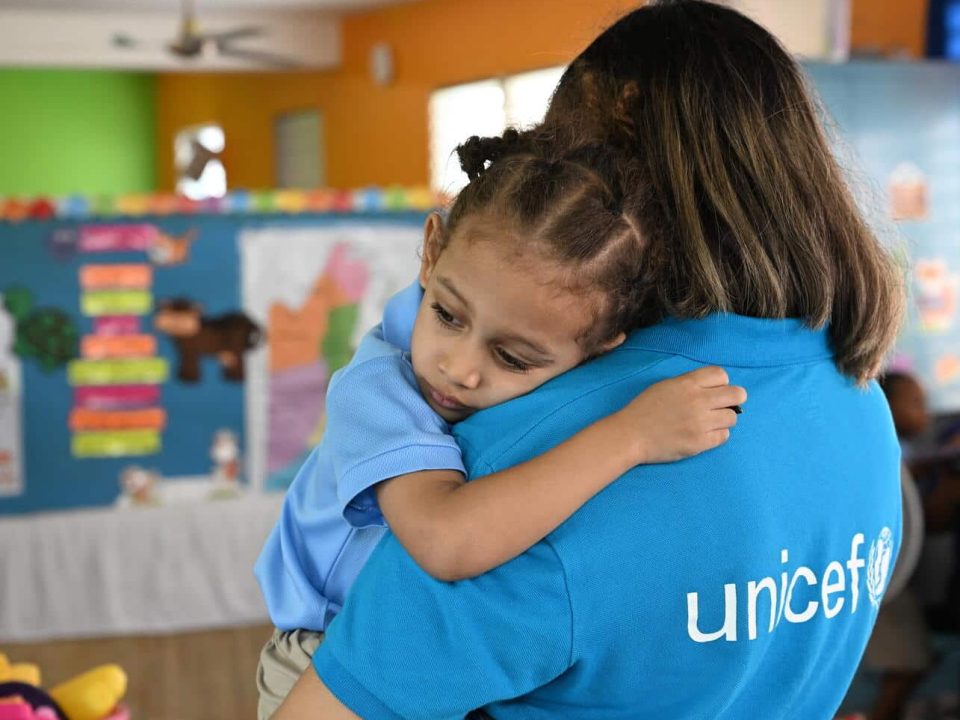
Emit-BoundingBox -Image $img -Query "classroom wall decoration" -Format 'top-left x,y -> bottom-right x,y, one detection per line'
0,295 -> 23,497
69,226 -> 170,460
240,225 -> 422,493
0,199 -> 429,515
804,62 -> 960,412
4,62 -> 960,514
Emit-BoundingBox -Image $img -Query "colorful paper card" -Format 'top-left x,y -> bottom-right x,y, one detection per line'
81,335 -> 157,359
72,429 -> 161,458
74,385 -> 161,410
79,264 -> 152,290
68,358 -> 168,386
77,225 -> 157,253
69,408 -> 166,432
81,291 -> 153,317
93,316 -> 141,335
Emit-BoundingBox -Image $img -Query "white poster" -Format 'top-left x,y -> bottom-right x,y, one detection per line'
240,223 -> 424,493
0,295 -> 24,497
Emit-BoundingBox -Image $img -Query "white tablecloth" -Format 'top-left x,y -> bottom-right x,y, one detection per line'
0,494 -> 284,642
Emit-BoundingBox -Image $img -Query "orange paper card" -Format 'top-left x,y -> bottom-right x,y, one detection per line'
81,334 -> 157,359
79,264 -> 153,290
69,408 -> 167,432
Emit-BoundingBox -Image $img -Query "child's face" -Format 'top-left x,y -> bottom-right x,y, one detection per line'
411,214 -> 618,424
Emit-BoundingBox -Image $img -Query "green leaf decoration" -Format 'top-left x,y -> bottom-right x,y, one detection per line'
322,303 -> 360,375
2,286 -> 34,322
12,305 -> 79,371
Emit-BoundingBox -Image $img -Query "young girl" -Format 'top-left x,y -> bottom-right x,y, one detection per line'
255,136 -> 746,717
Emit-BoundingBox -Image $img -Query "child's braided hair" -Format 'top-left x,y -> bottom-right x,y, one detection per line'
435,128 -> 656,355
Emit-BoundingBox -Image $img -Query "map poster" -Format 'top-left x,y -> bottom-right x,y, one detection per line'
240,223 -> 424,492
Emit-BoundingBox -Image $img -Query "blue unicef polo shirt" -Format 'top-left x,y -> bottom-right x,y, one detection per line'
313,314 -> 902,719
254,281 -> 465,631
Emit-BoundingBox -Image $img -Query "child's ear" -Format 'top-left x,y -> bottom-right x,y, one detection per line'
599,332 -> 626,353
419,212 -> 445,288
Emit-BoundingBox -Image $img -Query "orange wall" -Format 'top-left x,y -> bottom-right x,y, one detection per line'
157,0 -> 930,191
156,0 -> 638,190
851,0 -> 928,58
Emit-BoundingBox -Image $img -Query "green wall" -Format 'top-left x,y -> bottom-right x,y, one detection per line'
0,70 -> 156,195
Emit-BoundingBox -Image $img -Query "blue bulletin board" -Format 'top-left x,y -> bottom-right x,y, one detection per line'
4,61 -> 960,516
0,212 -> 427,515
806,61 -> 960,412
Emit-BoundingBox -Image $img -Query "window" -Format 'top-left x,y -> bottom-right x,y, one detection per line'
175,124 -> 226,200
429,66 -> 565,194
275,110 -> 325,188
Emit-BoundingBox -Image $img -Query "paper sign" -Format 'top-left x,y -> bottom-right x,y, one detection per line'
81,291 -> 153,317
0,301 -> 23,497
77,225 -> 158,253
79,264 -> 153,290
69,408 -> 166,432
94,316 -> 141,335
68,358 -> 168,386
72,429 -> 161,458
81,335 -> 157,359
0,369 -> 22,497
74,385 -> 161,409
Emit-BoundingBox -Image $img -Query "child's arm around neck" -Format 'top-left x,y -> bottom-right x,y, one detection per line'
377,365 -> 745,582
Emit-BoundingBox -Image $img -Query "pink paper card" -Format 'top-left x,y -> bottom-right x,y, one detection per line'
94,315 -> 141,335
74,385 -> 161,410
78,225 -> 158,253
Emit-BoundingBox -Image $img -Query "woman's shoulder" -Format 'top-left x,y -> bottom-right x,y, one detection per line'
454,346 -> 675,468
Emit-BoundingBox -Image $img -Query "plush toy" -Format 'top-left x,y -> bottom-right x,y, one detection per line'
0,655 -> 127,720
0,682 -> 64,720
0,656 -> 39,687
49,666 -> 126,720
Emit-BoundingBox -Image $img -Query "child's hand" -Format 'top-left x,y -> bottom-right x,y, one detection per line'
617,366 -> 746,465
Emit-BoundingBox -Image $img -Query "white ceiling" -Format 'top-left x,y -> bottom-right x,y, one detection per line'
0,0 -> 411,70
0,0 -> 400,11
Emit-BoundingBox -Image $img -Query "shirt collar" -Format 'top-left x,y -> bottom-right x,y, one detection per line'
382,280 -> 423,353
625,313 -> 833,367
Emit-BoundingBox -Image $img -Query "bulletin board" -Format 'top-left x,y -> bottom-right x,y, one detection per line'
5,61 -> 960,516
0,205 -> 428,515
807,61 -> 960,412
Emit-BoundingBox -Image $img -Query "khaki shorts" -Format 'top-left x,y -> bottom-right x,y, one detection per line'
256,627 -> 325,720
257,627 -> 496,719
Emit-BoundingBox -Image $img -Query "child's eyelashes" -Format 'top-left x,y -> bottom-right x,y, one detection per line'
431,302 -> 459,328
495,348 -> 531,373
430,301 -> 532,373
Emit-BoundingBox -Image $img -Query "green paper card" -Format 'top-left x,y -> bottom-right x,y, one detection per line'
81,290 -> 153,316
72,429 -> 161,458
68,358 -> 168,386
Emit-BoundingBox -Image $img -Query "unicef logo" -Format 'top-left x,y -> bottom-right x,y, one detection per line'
867,527 -> 894,608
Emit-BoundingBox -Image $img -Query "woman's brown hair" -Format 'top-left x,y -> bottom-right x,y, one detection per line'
541,0 -> 904,384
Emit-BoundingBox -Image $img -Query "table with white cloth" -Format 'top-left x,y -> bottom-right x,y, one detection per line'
0,493 -> 284,643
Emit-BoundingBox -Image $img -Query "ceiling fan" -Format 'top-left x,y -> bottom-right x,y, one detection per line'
111,0 -> 304,68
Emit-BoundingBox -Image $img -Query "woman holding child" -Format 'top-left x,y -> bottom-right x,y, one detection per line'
273,1 -> 905,717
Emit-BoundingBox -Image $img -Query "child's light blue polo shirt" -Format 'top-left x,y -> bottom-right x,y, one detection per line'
313,314 -> 902,719
254,281 -> 464,631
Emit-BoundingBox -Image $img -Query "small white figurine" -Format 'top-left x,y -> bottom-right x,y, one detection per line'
117,465 -> 161,507
210,428 -> 241,485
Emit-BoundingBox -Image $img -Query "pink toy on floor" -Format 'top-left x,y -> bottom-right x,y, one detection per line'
0,702 -> 32,720
102,705 -> 129,720
0,702 -> 57,720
